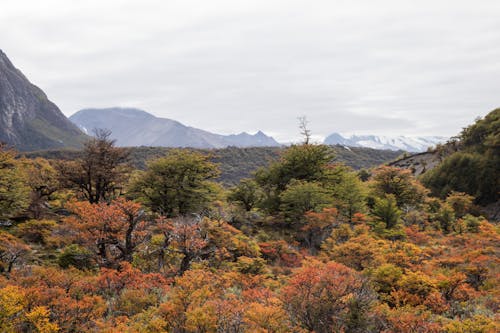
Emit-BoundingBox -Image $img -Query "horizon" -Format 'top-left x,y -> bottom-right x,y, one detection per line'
1,1 -> 499,142
69,106 -> 451,145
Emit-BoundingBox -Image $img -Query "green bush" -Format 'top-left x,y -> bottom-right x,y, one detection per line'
58,244 -> 94,270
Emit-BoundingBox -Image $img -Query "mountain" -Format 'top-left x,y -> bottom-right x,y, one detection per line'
69,107 -> 280,148
0,50 -> 86,151
324,132 -> 447,152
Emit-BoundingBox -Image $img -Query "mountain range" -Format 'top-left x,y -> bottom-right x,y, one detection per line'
0,49 -> 447,153
70,108 -> 280,148
324,132 -> 447,152
0,50 -> 86,151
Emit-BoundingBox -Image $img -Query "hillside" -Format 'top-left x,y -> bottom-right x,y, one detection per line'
421,108 -> 499,205
0,50 -> 86,151
22,145 -> 402,185
2,131 -> 498,332
70,107 -> 280,148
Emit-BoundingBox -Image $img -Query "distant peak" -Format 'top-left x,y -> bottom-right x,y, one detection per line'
255,130 -> 266,136
71,107 -> 155,120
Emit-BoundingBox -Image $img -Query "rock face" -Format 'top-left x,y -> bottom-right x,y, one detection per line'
388,151 -> 443,177
0,50 -> 86,151
70,107 -> 280,148
324,132 -> 447,152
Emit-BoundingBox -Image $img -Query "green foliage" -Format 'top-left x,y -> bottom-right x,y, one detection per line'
370,263 -> 403,295
444,314 -> 498,333
422,109 -> 499,204
227,179 -> 261,211
462,214 -> 482,233
15,220 -> 56,244
422,152 -> 497,204
445,191 -> 475,218
24,145 -> 401,186
436,203 -> 456,234
460,108 -> 499,152
370,166 -> 427,208
57,244 -> 94,270
328,168 -> 367,223
256,144 -> 334,213
22,157 -> 61,218
232,256 -> 267,275
279,180 -> 332,222
128,149 -> 220,216
0,145 -> 30,219
398,271 -> 436,298
372,195 -> 401,229
268,144 -> 334,188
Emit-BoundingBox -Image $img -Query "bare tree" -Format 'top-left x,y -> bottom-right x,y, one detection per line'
58,129 -> 130,203
298,116 -> 312,145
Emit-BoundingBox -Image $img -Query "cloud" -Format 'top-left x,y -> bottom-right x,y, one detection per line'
1,0 -> 499,142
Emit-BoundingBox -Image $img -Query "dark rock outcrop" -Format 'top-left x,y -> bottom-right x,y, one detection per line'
0,50 -> 86,151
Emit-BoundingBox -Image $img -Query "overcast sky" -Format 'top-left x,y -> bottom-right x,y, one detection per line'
1,0 -> 499,142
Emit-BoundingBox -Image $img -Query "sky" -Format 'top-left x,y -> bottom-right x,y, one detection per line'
1,0 -> 499,142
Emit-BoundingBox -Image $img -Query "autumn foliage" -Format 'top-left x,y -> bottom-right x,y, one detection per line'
0,130 -> 499,332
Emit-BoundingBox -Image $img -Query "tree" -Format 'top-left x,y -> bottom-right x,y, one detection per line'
370,263 -> 403,299
370,166 -> 427,209
128,149 -> 219,217
422,109 -> 499,204
435,203 -> 456,234
279,180 -> 332,222
328,167 -> 367,223
445,191 -> 474,218
161,216 -> 212,275
15,219 -> 56,244
282,260 -> 376,333
0,285 -> 27,332
228,178 -> 261,211
0,232 -> 30,273
255,143 -> 334,212
22,158 -> 60,219
298,115 -> 312,145
0,144 -> 29,219
58,129 -> 129,203
372,195 -> 401,229
302,207 -> 339,253
64,198 -> 148,267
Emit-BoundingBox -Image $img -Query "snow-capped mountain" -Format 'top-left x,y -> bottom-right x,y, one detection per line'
324,132 -> 448,152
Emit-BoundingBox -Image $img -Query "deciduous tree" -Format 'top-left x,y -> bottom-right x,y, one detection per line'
282,260 -> 376,333
65,198 -> 148,267
58,129 -> 129,203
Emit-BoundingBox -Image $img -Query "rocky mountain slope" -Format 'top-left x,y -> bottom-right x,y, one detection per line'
70,107 -> 280,148
324,132 -> 447,152
0,50 -> 86,151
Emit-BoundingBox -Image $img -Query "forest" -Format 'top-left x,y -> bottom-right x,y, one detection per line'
0,109 -> 498,332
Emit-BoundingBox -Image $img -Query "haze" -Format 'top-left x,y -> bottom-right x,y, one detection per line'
1,0 -> 499,142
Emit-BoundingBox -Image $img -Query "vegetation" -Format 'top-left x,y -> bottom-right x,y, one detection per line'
0,113 -> 498,332
22,144 -> 401,185
56,129 -> 130,203
128,150 -> 220,217
422,108 -> 499,204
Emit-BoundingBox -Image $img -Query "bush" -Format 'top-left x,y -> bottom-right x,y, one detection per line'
15,220 -> 56,244
58,245 -> 94,270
